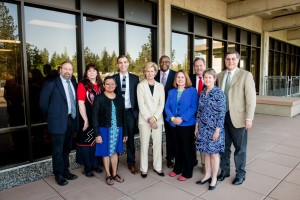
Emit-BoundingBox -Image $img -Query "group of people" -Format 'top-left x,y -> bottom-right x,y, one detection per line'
39,49 -> 256,191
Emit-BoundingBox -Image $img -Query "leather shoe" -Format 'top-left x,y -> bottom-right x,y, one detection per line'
196,177 -> 211,185
64,171 -> 77,180
82,169 -> 94,177
154,170 -> 165,177
217,173 -> 230,181
141,172 -> 147,178
232,177 -> 245,185
129,166 -> 139,174
167,160 -> 175,168
55,175 -> 68,186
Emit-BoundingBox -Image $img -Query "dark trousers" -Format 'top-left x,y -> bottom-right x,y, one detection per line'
125,110 -> 137,167
51,116 -> 76,176
220,112 -> 248,178
164,118 -> 175,161
171,125 -> 195,178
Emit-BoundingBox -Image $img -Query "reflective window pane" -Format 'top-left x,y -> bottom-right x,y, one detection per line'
213,22 -> 223,40
83,0 -> 119,18
125,0 -> 155,25
171,8 -> 189,32
83,16 -> 119,75
212,40 -> 224,73
240,45 -> 249,70
228,26 -> 236,42
194,16 -> 208,36
228,42 -> 237,51
194,37 -> 209,68
25,6 -> 77,124
0,2 -> 25,128
172,32 -> 190,72
126,25 -> 152,77
0,130 -> 29,167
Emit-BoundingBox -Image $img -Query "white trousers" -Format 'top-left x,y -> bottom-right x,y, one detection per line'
139,124 -> 163,173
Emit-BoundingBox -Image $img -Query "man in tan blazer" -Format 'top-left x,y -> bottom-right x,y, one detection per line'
216,50 -> 256,185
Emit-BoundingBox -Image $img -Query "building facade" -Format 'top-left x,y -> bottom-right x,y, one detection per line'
0,0 -> 299,170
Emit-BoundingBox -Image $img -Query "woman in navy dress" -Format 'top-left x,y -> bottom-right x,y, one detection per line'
92,76 -> 128,185
195,69 -> 226,190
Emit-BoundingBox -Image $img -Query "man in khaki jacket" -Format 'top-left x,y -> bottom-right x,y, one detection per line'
216,50 -> 256,185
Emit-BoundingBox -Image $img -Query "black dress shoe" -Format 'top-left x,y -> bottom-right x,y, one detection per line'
232,177 -> 245,185
209,183 -> 217,190
82,169 -> 94,177
154,170 -> 165,177
196,177 -> 211,185
141,173 -> 147,178
217,173 -> 230,181
64,171 -> 77,180
55,175 -> 68,186
167,160 -> 175,168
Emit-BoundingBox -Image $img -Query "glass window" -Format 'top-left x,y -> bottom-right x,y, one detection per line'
240,30 -> 248,44
268,51 -> 274,75
28,0 -> 77,10
240,45 -> 249,70
25,6 -> 77,124
171,8 -> 189,32
194,37 -> 209,68
251,47 -> 259,93
274,52 -> 280,76
280,53 -> 286,76
125,0 -> 156,25
83,16 -> 119,76
172,32 -> 190,72
0,130 -> 29,167
82,0 -> 119,18
228,26 -> 236,42
228,42 -> 237,51
126,24 -> 152,77
213,21 -> 223,40
212,40 -> 224,73
0,2 -> 25,128
251,33 -> 258,47
194,16 -> 208,36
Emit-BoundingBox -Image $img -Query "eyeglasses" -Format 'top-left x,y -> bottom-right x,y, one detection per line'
225,58 -> 237,61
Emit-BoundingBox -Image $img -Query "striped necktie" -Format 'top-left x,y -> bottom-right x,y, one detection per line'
224,72 -> 231,111
161,72 -> 166,87
66,80 -> 76,118
122,76 -> 126,98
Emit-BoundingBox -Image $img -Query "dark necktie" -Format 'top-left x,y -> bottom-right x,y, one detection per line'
224,72 -> 231,111
66,80 -> 76,118
197,76 -> 203,96
122,76 -> 126,98
161,72 -> 166,87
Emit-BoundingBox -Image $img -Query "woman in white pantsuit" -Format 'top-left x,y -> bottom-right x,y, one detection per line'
137,62 -> 165,178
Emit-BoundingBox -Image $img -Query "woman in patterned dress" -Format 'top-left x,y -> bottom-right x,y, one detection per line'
76,63 -> 103,177
92,76 -> 128,185
195,69 -> 226,190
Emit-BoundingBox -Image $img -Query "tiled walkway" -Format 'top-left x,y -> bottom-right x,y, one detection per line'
1,113 -> 300,200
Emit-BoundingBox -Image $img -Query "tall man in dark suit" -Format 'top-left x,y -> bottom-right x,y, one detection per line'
113,55 -> 139,174
216,50 -> 256,185
40,61 -> 79,186
190,57 -> 206,174
155,55 -> 176,168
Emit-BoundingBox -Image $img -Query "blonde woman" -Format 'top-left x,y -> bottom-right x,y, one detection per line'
137,62 -> 165,178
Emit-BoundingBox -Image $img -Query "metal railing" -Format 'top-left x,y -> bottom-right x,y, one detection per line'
264,76 -> 300,97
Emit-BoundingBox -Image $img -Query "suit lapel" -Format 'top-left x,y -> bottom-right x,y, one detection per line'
231,68 -> 241,87
56,77 -> 67,102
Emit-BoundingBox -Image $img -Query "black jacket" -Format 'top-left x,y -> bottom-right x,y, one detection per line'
92,93 -> 126,136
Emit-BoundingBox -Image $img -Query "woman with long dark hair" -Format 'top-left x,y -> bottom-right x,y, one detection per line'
76,63 -> 103,177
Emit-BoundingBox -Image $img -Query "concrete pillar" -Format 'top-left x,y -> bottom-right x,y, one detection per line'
260,31 -> 270,95
158,0 -> 171,58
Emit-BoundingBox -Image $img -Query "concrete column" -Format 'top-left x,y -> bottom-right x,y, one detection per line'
260,31 -> 270,95
158,0 -> 171,58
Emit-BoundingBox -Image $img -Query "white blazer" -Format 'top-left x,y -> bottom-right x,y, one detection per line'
137,79 -> 165,125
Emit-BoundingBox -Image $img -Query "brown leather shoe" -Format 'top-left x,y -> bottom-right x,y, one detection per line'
129,166 -> 139,174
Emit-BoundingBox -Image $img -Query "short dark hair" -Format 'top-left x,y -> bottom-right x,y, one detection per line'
225,49 -> 240,59
117,55 -> 128,63
193,57 -> 206,66
159,55 -> 170,63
